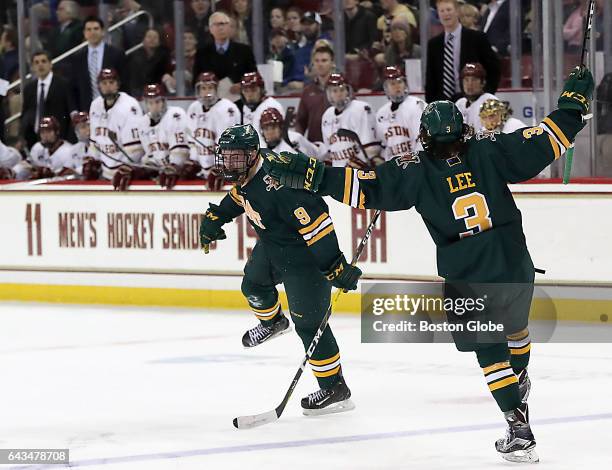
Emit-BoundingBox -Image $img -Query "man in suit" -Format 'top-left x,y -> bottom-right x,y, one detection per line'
21,51 -> 76,148
481,0 -> 510,56
425,0 -> 500,103
192,11 -> 256,100
71,16 -> 128,111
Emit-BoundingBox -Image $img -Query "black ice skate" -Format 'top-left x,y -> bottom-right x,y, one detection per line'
301,375 -> 355,416
242,313 -> 291,348
495,403 -> 539,463
518,369 -> 531,403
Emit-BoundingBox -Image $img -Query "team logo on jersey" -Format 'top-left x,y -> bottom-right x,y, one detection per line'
228,108 -> 235,116
173,113 -> 181,120
365,106 -> 372,114
475,130 -> 500,141
263,174 -> 283,191
394,152 -> 420,169
130,106 -> 138,115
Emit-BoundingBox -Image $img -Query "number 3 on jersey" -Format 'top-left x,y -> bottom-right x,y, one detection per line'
452,192 -> 492,239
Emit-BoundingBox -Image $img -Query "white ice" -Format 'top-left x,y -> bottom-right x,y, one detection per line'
0,302 -> 611,470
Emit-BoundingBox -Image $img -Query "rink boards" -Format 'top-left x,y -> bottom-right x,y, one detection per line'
1,182 -> 612,322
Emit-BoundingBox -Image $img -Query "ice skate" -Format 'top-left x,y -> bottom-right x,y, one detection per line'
242,313 -> 291,348
495,403 -> 539,463
301,375 -> 355,416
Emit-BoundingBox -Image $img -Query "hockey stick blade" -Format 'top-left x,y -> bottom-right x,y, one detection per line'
233,409 -> 278,429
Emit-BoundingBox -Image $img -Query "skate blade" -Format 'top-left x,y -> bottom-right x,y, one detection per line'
302,399 -> 356,416
242,325 -> 293,349
499,447 -> 539,464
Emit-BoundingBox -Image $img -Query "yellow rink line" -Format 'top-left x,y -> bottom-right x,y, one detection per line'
0,283 -> 610,323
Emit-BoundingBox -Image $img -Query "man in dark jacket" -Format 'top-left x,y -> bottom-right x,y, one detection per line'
344,0 -> 378,54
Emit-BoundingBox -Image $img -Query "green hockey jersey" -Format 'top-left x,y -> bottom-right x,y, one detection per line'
317,109 -> 585,282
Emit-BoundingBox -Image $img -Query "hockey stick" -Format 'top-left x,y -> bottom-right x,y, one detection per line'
107,132 -> 140,165
337,128 -> 379,168
282,106 -> 297,149
0,174 -> 79,190
563,0 -> 596,184
233,209 -> 382,429
89,139 -> 158,171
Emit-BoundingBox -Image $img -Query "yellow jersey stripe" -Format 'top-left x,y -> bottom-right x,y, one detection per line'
548,135 -> 561,160
305,224 -> 335,246
358,191 -> 365,209
342,167 -> 352,205
510,344 -> 532,355
312,365 -> 341,378
298,213 -> 328,235
229,188 -> 243,207
251,302 -> 280,314
482,361 -> 511,375
507,328 -> 529,341
488,375 -> 519,392
309,352 -> 340,366
543,117 -> 571,149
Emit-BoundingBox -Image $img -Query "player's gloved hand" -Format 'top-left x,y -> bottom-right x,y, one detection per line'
199,203 -> 228,254
261,150 -> 325,192
0,167 -> 15,179
323,254 -> 362,292
82,157 -> 101,180
30,166 -> 55,180
159,164 -> 179,190
112,165 -> 133,191
207,168 -> 224,191
558,66 -> 594,115
181,159 -> 202,180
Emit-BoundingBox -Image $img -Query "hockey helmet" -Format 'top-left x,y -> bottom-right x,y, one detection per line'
215,124 -> 260,184
195,72 -> 219,108
71,111 -> 89,126
419,101 -> 467,153
98,68 -> 120,101
143,83 -> 167,121
241,72 -> 266,109
460,63 -> 486,81
382,66 -> 408,104
326,73 -> 352,111
260,108 -> 284,149
479,98 -> 511,131
97,68 -> 120,83
39,116 -> 61,148
71,111 -> 90,142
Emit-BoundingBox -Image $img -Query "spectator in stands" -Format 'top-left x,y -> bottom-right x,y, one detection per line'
344,0 -> 378,55
187,0 -> 213,47
270,7 -> 286,30
162,28 -> 199,95
377,0 -> 418,43
21,51 -> 76,148
381,18 -> 420,68
192,11 -> 257,100
268,29 -> 296,86
48,1 -> 83,60
425,0 -> 499,103
71,17 -> 128,111
232,0 -> 252,46
127,28 -> 171,97
285,6 -> 303,44
295,44 -> 334,142
286,12 -> 330,90
480,0 -> 510,56
459,2 -> 481,30
563,0 -> 588,54
0,26 -> 18,82
110,0 -> 149,51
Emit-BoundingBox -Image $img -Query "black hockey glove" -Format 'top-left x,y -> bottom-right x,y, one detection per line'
324,254 -> 362,292
558,66 -> 594,115
199,204 -> 228,254
261,150 -> 325,192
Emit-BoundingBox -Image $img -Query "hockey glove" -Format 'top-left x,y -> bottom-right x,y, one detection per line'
181,159 -> 202,180
324,254 -> 362,292
30,166 -> 55,180
0,167 -> 15,180
159,164 -> 179,189
199,204 -> 228,254
82,157 -> 101,180
558,66 -> 594,115
261,150 -> 325,192
112,165 -> 133,191
207,169 -> 224,191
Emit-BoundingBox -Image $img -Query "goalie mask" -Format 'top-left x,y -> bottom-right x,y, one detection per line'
326,73 -> 352,112
260,108 -> 284,149
382,66 -> 408,104
479,98 -> 511,132
215,124 -> 260,185
195,72 -> 219,109
143,83 -> 167,122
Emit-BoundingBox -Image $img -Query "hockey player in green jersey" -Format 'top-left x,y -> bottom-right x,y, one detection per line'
199,124 -> 361,415
262,67 -> 594,461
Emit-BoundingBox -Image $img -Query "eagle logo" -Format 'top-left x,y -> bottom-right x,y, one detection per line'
394,153 -> 420,169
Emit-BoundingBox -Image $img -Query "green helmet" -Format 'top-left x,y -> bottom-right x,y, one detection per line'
215,124 -> 260,184
419,101 -> 465,148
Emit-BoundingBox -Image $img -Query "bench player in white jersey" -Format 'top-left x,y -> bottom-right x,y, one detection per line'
69,111 -> 102,180
479,98 -> 526,134
187,72 -> 240,190
0,137 -> 22,180
89,68 -> 144,189
138,84 -> 191,189
375,66 -> 426,161
455,63 -> 498,130
240,71 -> 284,147
25,117 -> 76,179
320,73 -> 380,168
259,108 -> 321,157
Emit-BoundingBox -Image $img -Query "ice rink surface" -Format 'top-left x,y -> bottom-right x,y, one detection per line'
1,302 -> 611,470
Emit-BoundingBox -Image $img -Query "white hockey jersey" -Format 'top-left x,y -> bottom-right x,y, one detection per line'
0,138 -> 21,169
138,106 -> 190,168
321,99 -> 378,168
242,96 -> 284,147
67,141 -> 97,175
187,98 -> 241,173
267,130 -> 321,157
455,92 -> 498,130
89,92 -> 144,179
375,96 -> 426,160
29,141 -> 75,173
